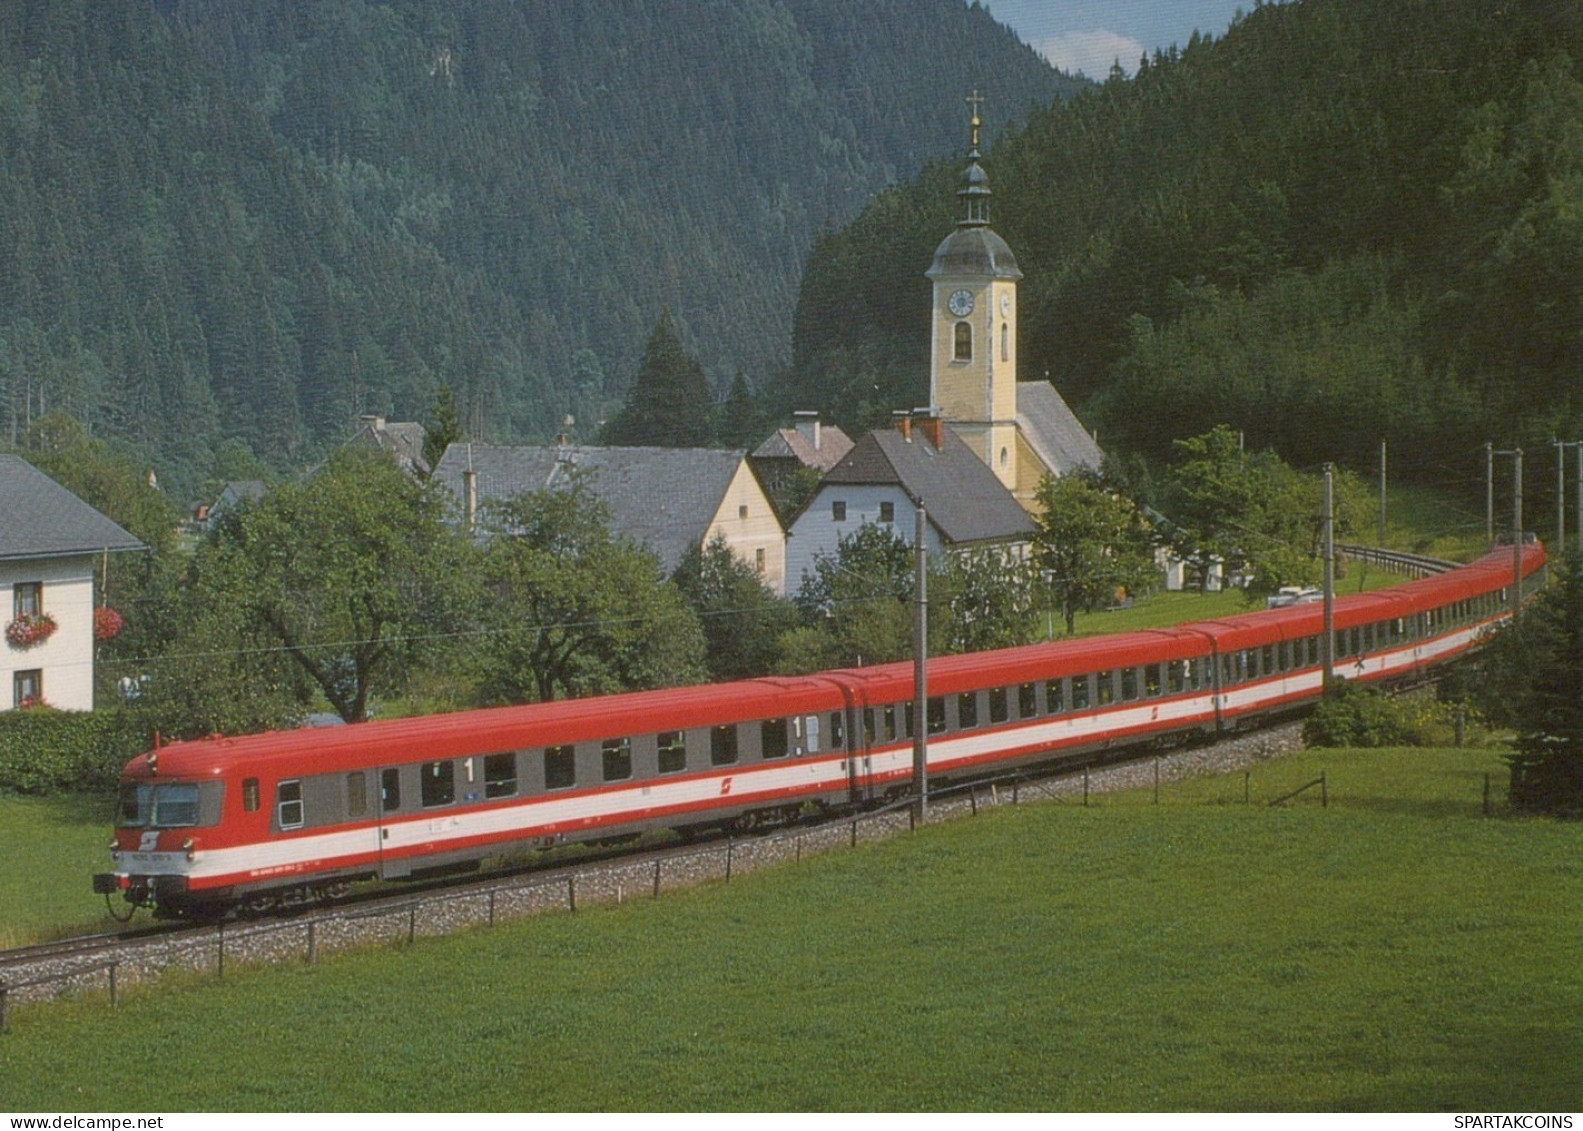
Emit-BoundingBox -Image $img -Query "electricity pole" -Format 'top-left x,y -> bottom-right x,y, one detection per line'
912,504 -> 928,822
1322,463 -> 1335,686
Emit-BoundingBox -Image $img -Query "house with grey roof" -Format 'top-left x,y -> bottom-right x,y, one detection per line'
784,412 -> 1036,597
749,410 -> 855,506
0,455 -> 145,711
432,443 -> 787,594
346,416 -> 430,477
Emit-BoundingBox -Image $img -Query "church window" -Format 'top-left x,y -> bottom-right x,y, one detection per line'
1000,322 -> 1009,362
953,321 -> 972,361
1000,447 -> 1010,470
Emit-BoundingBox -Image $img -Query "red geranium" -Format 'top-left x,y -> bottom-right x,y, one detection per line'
95,606 -> 124,641
5,612 -> 57,649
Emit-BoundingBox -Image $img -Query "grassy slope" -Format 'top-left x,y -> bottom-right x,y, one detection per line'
1,746 -> 1577,1111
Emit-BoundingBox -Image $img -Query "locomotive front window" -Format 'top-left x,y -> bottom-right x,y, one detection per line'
117,783 -> 204,828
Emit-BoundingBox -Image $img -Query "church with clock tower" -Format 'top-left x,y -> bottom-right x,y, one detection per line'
926,94 -> 1101,510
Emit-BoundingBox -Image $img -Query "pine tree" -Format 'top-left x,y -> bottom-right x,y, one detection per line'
602,311 -> 713,447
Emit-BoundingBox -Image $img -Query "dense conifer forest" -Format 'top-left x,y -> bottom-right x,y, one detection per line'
786,0 -> 1583,496
0,0 -> 1071,498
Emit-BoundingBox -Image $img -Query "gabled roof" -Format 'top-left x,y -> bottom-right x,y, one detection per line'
346,418 -> 430,476
432,443 -> 763,574
0,455 -> 146,563
819,427 -> 1035,546
751,424 -> 854,472
1016,381 -> 1103,477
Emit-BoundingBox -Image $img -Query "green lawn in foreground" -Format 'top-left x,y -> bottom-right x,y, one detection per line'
0,792 -> 122,948
2,746 -> 1577,1111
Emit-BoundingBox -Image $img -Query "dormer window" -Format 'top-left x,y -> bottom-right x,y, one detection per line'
953,322 -> 972,361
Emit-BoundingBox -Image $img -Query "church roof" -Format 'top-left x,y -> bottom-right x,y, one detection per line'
0,455 -> 146,563
1016,381 -> 1104,477
926,226 -> 1023,281
820,427 -> 1035,547
432,443 -> 761,575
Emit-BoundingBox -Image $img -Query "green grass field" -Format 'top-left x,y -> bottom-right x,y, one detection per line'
0,793 -> 124,948
1,746 -> 1577,1111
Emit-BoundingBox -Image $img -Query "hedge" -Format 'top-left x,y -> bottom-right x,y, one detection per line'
0,709 -> 152,795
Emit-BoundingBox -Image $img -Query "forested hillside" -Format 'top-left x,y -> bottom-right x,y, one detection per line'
0,0 -> 1073,497
786,0 -> 1583,493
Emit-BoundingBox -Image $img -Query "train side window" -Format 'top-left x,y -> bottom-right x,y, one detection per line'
901,702 -> 914,739
603,737 -> 633,781
242,778 -> 260,813
1019,682 -> 1038,718
1262,645 -> 1276,675
711,725 -> 739,766
347,771 -> 368,818
1167,662 -> 1185,695
1363,623 -> 1376,652
1145,664 -> 1162,697
989,687 -> 1010,724
277,779 -> 304,830
957,692 -> 979,729
881,705 -> 898,741
484,753 -> 517,798
1120,668 -> 1138,702
381,768 -> 401,811
545,745 -> 576,790
803,714 -> 822,753
1072,676 -> 1091,711
1046,679 -> 1065,714
761,719 -> 789,759
1096,671 -> 1114,706
421,761 -> 455,808
927,697 -> 947,734
657,731 -> 686,774
829,712 -> 845,747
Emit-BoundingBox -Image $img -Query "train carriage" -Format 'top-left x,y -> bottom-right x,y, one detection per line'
96,544 -> 1546,918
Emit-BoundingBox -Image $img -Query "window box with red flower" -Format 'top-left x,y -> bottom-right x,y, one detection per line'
6,612 -> 58,649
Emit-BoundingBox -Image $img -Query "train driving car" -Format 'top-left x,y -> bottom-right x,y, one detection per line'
95,543 -> 1545,918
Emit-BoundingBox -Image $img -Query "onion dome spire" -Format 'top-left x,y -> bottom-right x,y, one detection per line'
958,89 -> 991,228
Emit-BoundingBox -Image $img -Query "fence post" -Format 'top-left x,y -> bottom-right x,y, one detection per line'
489,889 -> 497,927
653,859 -> 663,898
1083,768 -> 1089,808
568,874 -> 577,912
850,821 -> 857,849
970,790 -> 978,816
727,839 -> 735,881
1154,756 -> 1161,804
0,983 -> 7,1034
908,806 -> 916,832
408,904 -> 417,944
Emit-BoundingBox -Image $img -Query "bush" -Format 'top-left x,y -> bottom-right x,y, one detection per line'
1303,682 -> 1469,748
0,709 -> 151,795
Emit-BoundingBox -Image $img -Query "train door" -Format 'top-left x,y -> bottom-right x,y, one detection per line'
843,688 -> 873,806
375,765 -> 409,879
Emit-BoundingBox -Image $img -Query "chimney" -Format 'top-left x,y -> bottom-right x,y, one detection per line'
893,410 -> 912,442
793,409 -> 822,451
913,408 -> 944,450
463,468 -> 478,535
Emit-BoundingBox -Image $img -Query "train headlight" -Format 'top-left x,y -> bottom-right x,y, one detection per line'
182,837 -> 197,861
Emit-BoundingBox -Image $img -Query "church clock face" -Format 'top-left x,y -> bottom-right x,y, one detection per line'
947,289 -> 975,317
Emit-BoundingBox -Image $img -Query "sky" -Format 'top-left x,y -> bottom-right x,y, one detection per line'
982,1 -> 1254,79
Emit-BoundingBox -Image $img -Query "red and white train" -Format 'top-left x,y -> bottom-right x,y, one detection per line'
96,544 -> 1545,917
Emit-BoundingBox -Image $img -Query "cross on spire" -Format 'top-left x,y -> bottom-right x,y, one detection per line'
966,89 -> 984,149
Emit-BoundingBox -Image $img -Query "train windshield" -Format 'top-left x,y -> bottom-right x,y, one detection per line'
117,783 -> 202,828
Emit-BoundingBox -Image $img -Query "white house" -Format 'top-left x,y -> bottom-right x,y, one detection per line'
0,455 -> 145,711
784,412 -> 1036,595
